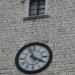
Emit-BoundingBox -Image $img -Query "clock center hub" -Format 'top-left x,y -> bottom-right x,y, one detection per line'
26,51 -> 41,65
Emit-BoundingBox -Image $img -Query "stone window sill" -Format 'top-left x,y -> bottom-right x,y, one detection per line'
23,15 -> 50,21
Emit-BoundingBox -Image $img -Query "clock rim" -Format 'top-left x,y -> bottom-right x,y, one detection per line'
15,42 -> 53,74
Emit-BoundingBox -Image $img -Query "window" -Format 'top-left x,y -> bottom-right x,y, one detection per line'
29,0 -> 45,16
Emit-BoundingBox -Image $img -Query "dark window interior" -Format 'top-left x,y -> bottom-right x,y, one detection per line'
29,0 -> 45,16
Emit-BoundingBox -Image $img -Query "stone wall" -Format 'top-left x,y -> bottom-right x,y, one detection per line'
0,0 -> 75,75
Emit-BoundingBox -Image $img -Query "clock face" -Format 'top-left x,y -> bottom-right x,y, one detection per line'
15,42 -> 53,74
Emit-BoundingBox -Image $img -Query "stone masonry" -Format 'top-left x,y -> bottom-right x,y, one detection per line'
0,0 -> 75,75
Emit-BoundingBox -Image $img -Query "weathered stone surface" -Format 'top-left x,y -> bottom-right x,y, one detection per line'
0,0 -> 75,75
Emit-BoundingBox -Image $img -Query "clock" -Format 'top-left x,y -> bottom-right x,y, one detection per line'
15,42 -> 53,74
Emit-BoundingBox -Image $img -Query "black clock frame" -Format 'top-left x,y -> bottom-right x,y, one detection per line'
15,42 -> 53,74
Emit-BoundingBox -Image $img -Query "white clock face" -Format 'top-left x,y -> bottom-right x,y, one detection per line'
18,45 -> 49,71
15,42 -> 52,74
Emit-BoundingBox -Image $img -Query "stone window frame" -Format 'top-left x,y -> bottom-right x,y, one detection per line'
23,0 -> 50,20
29,0 -> 45,16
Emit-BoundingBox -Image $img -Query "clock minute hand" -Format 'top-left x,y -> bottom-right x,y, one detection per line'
35,57 -> 45,63
30,55 -> 45,63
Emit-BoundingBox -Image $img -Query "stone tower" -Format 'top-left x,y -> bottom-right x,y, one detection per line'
0,0 -> 75,75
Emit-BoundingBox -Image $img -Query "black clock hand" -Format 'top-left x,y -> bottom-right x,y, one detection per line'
35,57 -> 45,63
30,55 -> 45,63
28,47 -> 45,62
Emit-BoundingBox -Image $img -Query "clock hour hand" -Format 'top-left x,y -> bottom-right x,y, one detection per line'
30,55 -> 45,63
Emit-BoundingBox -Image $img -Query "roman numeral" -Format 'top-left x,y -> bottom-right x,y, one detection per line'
42,56 -> 48,58
19,58 -> 25,60
33,46 -> 36,51
32,65 -> 34,70
25,64 -> 29,69
38,64 -> 40,67
27,47 -> 32,53
41,51 -> 46,53
27,47 -> 31,50
21,61 -> 25,65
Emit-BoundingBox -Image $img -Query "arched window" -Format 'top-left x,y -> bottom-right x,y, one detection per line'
29,0 -> 45,16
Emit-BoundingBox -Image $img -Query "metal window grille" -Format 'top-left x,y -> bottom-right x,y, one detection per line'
29,0 -> 45,16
